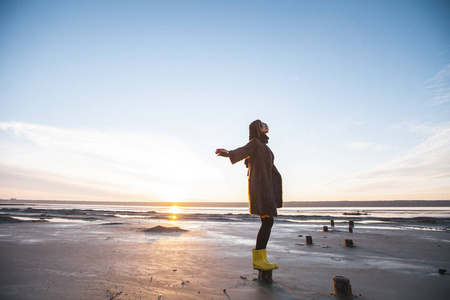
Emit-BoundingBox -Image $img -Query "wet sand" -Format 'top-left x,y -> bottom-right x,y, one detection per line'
0,207 -> 449,299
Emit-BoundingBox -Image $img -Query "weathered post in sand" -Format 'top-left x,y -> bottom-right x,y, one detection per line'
323,226 -> 328,232
345,239 -> 354,247
258,270 -> 273,283
330,220 -> 335,227
333,276 -> 353,298
306,235 -> 313,245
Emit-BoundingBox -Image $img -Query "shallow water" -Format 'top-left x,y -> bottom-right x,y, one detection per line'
1,203 -> 449,234
3,203 -> 450,217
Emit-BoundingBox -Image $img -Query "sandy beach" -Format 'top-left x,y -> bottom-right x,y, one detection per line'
0,205 -> 449,300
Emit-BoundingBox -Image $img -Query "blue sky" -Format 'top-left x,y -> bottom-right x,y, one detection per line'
0,0 -> 449,202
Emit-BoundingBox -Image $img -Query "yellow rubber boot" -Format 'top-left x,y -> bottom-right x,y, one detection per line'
252,249 -> 277,270
262,249 -> 278,269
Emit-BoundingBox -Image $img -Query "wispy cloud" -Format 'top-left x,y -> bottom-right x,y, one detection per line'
425,64 -> 450,105
322,122 -> 450,199
344,142 -> 393,151
0,122 -> 219,201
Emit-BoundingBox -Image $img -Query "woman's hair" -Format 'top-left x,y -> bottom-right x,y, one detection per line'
245,119 -> 268,168
249,120 -> 262,140
249,119 -> 269,143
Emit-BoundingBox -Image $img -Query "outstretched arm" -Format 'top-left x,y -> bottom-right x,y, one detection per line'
215,148 -> 230,157
216,139 -> 258,164
228,139 -> 258,164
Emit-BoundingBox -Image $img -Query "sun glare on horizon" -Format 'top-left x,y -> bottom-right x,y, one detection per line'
170,205 -> 180,214
169,205 -> 181,219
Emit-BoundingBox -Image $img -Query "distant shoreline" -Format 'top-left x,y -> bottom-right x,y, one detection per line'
1,199 -> 449,207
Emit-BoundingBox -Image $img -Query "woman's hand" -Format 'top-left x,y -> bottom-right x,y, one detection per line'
215,148 -> 229,157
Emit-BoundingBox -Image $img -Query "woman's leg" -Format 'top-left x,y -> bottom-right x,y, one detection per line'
255,216 -> 274,250
252,216 -> 278,270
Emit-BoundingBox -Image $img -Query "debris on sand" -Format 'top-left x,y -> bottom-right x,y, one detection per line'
105,289 -> 122,300
181,281 -> 190,287
143,225 -> 188,233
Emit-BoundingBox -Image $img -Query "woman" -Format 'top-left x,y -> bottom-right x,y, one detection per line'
216,120 -> 282,271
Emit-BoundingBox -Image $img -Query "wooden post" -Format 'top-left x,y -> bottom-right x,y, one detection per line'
345,239 -> 354,247
323,226 -> 328,232
258,270 -> 273,283
348,226 -> 353,233
306,235 -> 313,245
349,220 -> 354,227
333,276 -> 353,298
330,220 -> 335,227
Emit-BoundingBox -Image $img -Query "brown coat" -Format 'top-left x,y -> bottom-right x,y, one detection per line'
229,138 -> 283,217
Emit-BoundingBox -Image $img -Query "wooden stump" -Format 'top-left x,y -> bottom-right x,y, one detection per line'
348,226 -> 353,233
323,226 -> 328,232
257,270 -> 273,283
333,276 -> 353,298
306,235 -> 313,245
330,220 -> 335,227
345,239 -> 354,247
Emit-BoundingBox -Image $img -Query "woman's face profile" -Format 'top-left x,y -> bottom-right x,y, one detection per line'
260,122 -> 269,134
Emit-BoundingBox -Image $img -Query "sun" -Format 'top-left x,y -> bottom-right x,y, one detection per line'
169,205 -> 181,220
169,205 -> 180,214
